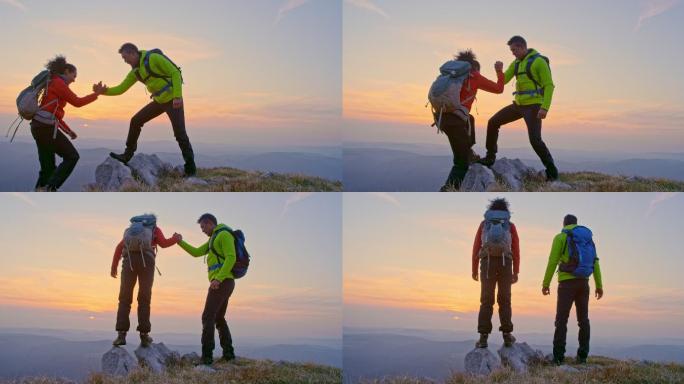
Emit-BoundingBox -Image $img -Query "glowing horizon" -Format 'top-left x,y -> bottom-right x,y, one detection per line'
0,0 -> 341,147
0,192 -> 342,340
343,192 -> 684,338
343,0 -> 684,152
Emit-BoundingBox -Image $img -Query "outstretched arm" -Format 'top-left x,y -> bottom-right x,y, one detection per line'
154,227 -> 178,248
475,67 -> 504,94
177,239 -> 209,257
56,81 -> 98,108
104,71 -> 137,96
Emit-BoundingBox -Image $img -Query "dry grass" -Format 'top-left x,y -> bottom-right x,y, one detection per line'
3,357 -> 341,384
358,356 -> 684,384
84,167 -> 342,192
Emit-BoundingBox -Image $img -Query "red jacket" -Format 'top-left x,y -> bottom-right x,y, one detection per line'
111,226 -> 177,271
460,70 -> 504,111
472,221 -> 520,275
39,74 -> 98,135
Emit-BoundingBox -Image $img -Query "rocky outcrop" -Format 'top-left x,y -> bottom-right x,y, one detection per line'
127,154 -> 172,186
134,342 -> 181,374
464,347 -> 502,375
94,158 -> 135,191
497,342 -> 546,373
491,158 -> 537,191
101,346 -> 138,376
460,164 -> 497,192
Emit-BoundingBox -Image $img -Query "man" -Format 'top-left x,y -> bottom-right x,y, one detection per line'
471,198 -> 520,348
176,213 -> 236,365
542,214 -> 603,365
478,35 -> 559,181
110,214 -> 180,347
100,43 -> 196,176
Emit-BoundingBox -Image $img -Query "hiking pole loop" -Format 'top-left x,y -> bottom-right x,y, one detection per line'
6,116 -> 21,137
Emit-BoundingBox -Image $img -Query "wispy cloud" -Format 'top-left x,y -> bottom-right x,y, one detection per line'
0,0 -> 27,11
281,192 -> 314,217
345,0 -> 389,19
646,192 -> 679,217
635,0 -> 680,31
368,192 -> 401,207
275,0 -> 311,25
7,192 -> 37,208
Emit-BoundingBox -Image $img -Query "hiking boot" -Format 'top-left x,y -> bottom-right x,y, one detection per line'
112,332 -> 126,346
200,354 -> 213,365
552,355 -> 564,366
109,151 -> 133,165
477,155 -> 496,167
475,333 -> 488,348
503,332 -> 516,347
576,356 -> 587,364
468,149 -> 481,164
545,164 -> 559,181
221,352 -> 236,362
139,333 -> 153,347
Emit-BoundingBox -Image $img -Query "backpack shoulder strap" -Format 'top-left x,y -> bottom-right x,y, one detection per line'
209,227 -> 231,263
525,53 -> 542,89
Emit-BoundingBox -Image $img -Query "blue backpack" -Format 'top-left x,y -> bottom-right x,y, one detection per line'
209,227 -> 251,279
559,226 -> 597,278
479,210 -> 513,259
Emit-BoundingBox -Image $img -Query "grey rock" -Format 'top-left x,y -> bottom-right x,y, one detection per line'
464,348 -> 501,375
95,158 -> 134,191
134,342 -> 177,373
461,164 -> 497,192
498,342 -> 546,373
549,181 -> 572,190
557,364 -> 580,373
193,364 -> 216,373
182,352 -> 201,365
128,154 -> 171,186
102,346 -> 138,376
491,158 -> 536,191
185,177 -> 209,186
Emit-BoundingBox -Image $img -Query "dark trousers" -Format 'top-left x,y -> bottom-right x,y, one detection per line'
30,120 -> 79,190
201,279 -> 235,358
115,259 -> 155,333
468,114 -> 476,147
477,256 -> 513,334
485,103 -> 555,168
125,101 -> 195,170
553,279 -> 590,360
439,113 -> 471,189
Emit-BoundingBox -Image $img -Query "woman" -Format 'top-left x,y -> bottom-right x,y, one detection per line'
439,50 -> 504,191
110,214 -> 181,347
31,55 -> 106,191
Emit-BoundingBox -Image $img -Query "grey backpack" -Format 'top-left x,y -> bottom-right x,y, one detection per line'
6,70 -> 57,142
479,210 -> 513,259
427,60 -> 472,131
122,214 -> 159,272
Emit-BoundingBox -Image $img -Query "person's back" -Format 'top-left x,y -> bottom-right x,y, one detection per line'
542,214 -> 603,365
471,198 -> 520,348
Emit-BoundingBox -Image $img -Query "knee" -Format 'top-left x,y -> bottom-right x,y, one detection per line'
130,116 -> 145,129
487,119 -> 500,130
215,318 -> 227,328
578,318 -> 590,328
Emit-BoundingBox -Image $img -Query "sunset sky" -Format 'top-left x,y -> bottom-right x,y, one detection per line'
344,0 -> 684,153
0,0 -> 341,147
344,192 -> 684,339
0,192 -> 341,342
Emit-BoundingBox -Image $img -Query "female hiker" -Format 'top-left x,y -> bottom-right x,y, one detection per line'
30,55 -> 106,191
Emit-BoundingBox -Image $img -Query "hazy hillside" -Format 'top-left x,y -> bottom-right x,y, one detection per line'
343,332 -> 684,383
0,332 -> 341,382
344,147 -> 684,191
0,141 -> 342,191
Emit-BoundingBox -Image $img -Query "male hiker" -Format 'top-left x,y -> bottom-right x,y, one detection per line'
99,42 -> 196,176
542,214 -> 603,365
478,35 -> 559,181
471,198 -> 520,348
176,213 -> 238,365
110,214 -> 180,347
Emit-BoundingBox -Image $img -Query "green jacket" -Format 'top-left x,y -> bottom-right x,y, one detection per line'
105,50 -> 182,104
542,224 -> 603,289
504,49 -> 555,111
178,224 -> 236,282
